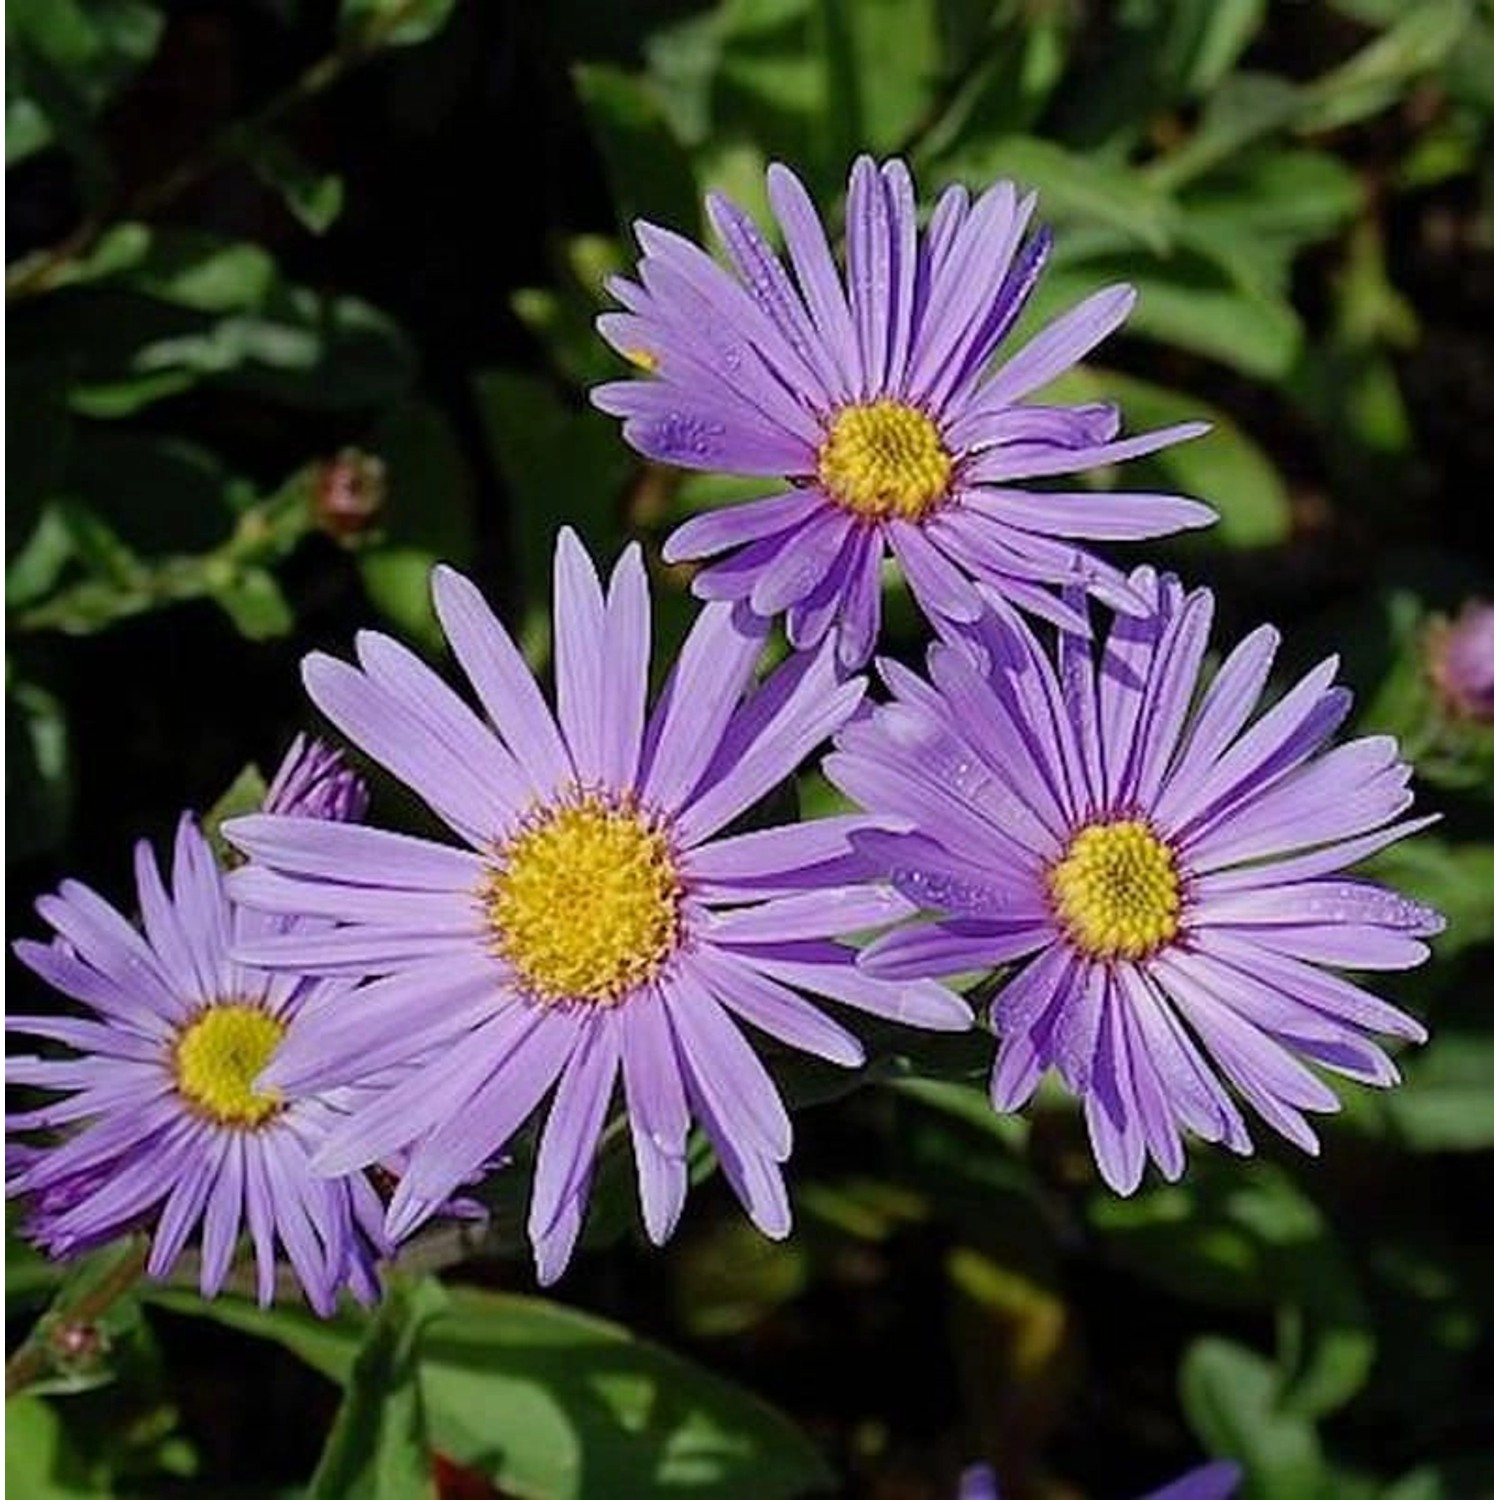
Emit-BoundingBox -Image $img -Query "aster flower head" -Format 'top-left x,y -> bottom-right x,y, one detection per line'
7,809 -> 392,1315
827,573 -> 1441,1192
224,529 -> 971,1283
592,155 -> 1215,667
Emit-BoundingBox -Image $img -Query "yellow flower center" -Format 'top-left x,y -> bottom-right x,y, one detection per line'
1049,820 -> 1182,961
624,347 -> 658,372
173,1004 -> 286,1128
817,400 -> 953,521
485,795 -> 682,1005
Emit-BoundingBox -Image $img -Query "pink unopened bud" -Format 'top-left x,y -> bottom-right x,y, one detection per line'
314,449 -> 387,539
1428,599 -> 1494,724
49,1318 -> 108,1366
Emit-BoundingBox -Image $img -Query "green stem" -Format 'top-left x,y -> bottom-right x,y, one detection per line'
5,1241 -> 148,1400
12,477 -> 309,636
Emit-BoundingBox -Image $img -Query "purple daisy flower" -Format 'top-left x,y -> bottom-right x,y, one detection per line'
960,1458 -> 1240,1500
591,155 -> 1214,666
7,810 -> 393,1314
223,529 -> 971,1283
826,573 -> 1441,1191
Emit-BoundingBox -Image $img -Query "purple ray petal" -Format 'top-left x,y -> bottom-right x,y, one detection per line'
530,1015 -> 621,1245
431,565 -> 575,799
621,989 -> 690,1244
683,945 -> 864,1068
664,488 -> 826,565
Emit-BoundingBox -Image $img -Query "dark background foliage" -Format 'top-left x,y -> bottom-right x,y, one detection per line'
6,1 -> 1493,1497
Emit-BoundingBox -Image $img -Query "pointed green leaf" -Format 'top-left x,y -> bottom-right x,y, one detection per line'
1180,1338 -> 1328,1499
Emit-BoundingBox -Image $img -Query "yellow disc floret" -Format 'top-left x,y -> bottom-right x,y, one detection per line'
174,1004 -> 286,1128
486,794 -> 682,1005
1049,820 -> 1182,961
818,400 -> 953,521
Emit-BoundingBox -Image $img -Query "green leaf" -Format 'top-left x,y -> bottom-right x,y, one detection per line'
674,470 -> 793,520
1174,0 -> 1267,96
671,1218 -> 809,1338
814,0 -> 943,163
915,14 -> 1072,156
1044,248 -> 1301,378
1180,1338 -> 1328,1499
339,0 -> 460,49
27,232 -> 414,417
1179,149 -> 1365,295
1299,0 -> 1471,134
1051,0 -> 1267,152
6,505 -> 76,609
308,1277 -> 445,1500
123,236 -> 278,313
938,136 -> 1177,254
693,136 -> 776,234
202,762 -> 269,865
51,500 -> 140,587
643,10 -> 724,145
208,565 -> 295,641
1149,258 -> 1301,374
246,132 -> 346,236
418,1289 -> 834,1499
1151,3 -> 1470,188
1041,367 -> 1292,549
1093,1162 -> 1374,1417
707,0 -> 828,189
944,1246 -> 1070,1401
1380,1455 -> 1496,1500
6,670 -> 72,861
168,290 -> 415,412
800,1174 -> 930,1242
7,92 -> 52,167
6,0 -> 163,172
6,1395 -> 110,1497
1380,1034 -> 1493,1152
48,225 -> 276,310
574,63 -> 702,236
1146,72 -> 1305,191
33,219 -> 276,307
358,549 -> 447,655
157,1287 -> 835,1500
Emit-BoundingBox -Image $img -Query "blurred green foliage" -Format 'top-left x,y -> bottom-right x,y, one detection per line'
5,0 -> 1492,1496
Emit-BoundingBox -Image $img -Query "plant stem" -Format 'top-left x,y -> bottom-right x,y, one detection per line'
5,1241 -> 148,1400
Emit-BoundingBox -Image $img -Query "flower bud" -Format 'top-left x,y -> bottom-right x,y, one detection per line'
313,449 -> 386,540
1427,599 -> 1493,724
263,734 -> 370,823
